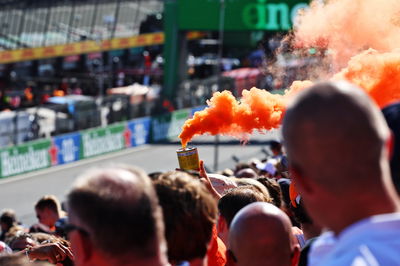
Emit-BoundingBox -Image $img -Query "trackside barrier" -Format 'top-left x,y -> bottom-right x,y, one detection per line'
127,117 -> 152,147
53,132 -> 81,165
0,139 -> 52,178
80,123 -> 128,159
151,109 -> 191,142
0,106 -> 207,179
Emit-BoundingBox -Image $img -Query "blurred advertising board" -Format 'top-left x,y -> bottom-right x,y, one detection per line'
53,133 -> 81,165
0,139 -> 51,178
0,32 -> 204,64
0,105 -> 208,179
80,123 -> 129,159
178,0 -> 309,31
0,33 -> 163,64
151,109 -> 191,142
127,117 -> 152,147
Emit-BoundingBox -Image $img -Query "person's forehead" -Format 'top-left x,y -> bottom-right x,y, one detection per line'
35,208 -> 49,218
35,208 -> 48,213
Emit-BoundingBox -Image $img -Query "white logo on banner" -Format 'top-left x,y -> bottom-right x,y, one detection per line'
133,123 -> 148,145
61,138 -> 77,163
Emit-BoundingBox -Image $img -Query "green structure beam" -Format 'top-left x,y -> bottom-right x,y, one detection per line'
163,0 -> 187,102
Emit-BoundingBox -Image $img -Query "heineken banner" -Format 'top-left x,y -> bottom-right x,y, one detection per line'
53,132 -> 81,165
0,106 -> 208,179
127,117 -> 151,147
80,123 -> 130,159
151,109 -> 191,142
0,139 -> 52,178
178,0 -> 309,31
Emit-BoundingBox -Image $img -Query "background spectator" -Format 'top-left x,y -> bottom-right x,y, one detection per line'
32,195 -> 65,234
217,186 -> 266,245
228,202 -> 300,266
153,170 -> 221,266
66,166 -> 169,266
282,81 -> 400,265
1,209 -> 22,242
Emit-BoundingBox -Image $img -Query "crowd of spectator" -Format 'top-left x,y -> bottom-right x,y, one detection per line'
1,80 -> 400,266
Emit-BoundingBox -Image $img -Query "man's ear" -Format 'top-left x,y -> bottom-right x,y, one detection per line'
291,244 -> 301,266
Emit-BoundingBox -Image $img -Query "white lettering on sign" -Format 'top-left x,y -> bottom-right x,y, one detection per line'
82,131 -> 124,157
1,147 -> 49,177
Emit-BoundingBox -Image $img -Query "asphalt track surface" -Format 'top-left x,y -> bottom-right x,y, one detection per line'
0,130 -> 280,226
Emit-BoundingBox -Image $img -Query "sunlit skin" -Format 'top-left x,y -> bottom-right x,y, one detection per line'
282,82 -> 400,235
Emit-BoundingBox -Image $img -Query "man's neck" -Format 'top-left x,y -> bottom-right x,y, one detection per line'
301,223 -> 321,241
331,188 -> 400,235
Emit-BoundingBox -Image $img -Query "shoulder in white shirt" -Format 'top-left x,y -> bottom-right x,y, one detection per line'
308,213 -> 400,266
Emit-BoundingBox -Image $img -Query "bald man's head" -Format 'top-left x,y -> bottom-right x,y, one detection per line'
228,202 -> 298,266
283,81 -> 390,191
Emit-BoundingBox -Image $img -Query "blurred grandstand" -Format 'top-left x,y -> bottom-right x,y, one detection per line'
0,0 -> 169,147
0,0 -> 317,148
0,0 -> 162,50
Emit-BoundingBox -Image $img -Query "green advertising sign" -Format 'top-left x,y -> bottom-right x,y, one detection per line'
178,0 -> 309,31
0,139 -> 52,178
80,123 -> 127,159
151,109 -> 191,142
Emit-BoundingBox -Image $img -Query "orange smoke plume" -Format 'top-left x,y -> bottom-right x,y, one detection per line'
294,0 -> 400,67
179,51 -> 400,147
280,49 -> 400,109
179,0 -> 400,146
333,49 -> 400,108
179,85 -> 310,148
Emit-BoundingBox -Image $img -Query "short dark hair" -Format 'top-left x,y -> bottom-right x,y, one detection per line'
269,140 -> 282,151
0,209 -> 16,228
67,166 -> 164,259
218,186 -> 266,227
256,177 -> 283,208
234,178 -> 272,202
35,195 -> 60,214
153,171 -> 217,262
